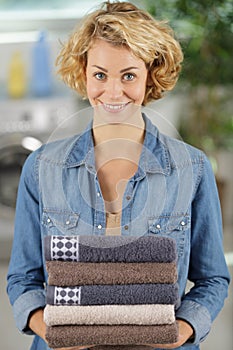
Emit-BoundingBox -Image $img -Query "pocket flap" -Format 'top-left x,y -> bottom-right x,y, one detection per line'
148,214 -> 190,234
42,209 -> 79,230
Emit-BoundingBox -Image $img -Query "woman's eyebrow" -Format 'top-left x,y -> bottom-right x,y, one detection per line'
92,65 -> 139,73
92,65 -> 108,72
120,67 -> 139,73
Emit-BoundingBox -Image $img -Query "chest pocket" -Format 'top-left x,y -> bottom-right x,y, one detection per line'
42,209 -> 79,236
148,214 -> 190,257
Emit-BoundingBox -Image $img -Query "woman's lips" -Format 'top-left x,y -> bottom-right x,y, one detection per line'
93,101 -> 140,124
102,102 -> 129,113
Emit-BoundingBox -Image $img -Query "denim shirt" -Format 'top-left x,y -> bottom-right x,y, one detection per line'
7,114 -> 230,350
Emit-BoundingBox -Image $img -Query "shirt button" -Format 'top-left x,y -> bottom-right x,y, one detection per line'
66,220 -> 70,225
124,225 -> 129,230
126,195 -> 131,200
97,192 -> 100,197
97,224 -> 102,230
181,221 -> 186,226
156,224 -> 161,229
47,218 -> 51,223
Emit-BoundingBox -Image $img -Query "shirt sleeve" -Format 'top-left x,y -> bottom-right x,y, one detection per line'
176,154 -> 230,346
6,148 -> 46,334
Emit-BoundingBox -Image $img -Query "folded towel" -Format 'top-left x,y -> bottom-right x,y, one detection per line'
45,323 -> 179,348
92,347 -> 153,350
46,261 -> 177,286
46,283 -> 180,307
44,304 -> 175,326
44,235 -> 177,263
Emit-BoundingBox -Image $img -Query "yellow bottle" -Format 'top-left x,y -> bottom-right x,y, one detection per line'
8,51 -> 27,98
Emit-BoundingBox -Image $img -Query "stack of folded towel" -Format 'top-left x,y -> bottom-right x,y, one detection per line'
44,235 -> 180,349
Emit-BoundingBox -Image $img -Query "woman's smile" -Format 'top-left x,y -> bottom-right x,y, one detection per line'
101,102 -> 130,113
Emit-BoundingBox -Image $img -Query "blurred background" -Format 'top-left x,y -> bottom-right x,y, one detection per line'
0,0 -> 232,349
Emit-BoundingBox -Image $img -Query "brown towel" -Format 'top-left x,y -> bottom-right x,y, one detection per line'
46,261 -> 177,286
93,346 -> 153,350
45,323 -> 179,348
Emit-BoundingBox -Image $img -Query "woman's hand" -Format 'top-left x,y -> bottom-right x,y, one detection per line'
144,319 -> 194,349
28,308 -> 47,340
28,309 -> 96,350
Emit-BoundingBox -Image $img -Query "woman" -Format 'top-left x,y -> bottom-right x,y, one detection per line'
7,1 -> 230,350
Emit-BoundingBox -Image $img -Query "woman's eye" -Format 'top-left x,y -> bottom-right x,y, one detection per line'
94,72 -> 106,80
123,73 -> 135,81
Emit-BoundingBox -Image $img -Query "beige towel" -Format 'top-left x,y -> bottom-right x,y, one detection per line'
44,304 -> 175,326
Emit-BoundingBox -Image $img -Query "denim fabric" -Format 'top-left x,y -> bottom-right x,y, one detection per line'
7,114 -> 230,350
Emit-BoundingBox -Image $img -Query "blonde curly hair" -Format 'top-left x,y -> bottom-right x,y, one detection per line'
56,1 -> 183,105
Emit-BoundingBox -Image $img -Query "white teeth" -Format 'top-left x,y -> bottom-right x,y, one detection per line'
104,103 -> 126,110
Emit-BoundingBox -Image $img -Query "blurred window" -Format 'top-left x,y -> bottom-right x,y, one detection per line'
0,0 -> 105,34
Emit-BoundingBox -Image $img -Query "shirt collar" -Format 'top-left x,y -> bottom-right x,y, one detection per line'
141,113 -> 171,175
64,114 -> 171,176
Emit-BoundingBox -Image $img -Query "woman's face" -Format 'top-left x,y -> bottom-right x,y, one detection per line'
86,39 -> 148,114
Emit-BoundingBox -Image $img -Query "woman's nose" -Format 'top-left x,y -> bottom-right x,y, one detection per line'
106,79 -> 123,100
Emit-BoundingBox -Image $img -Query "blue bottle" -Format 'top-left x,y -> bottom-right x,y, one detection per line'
31,31 -> 52,97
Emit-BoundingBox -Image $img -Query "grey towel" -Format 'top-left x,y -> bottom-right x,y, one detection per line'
44,235 -> 177,263
45,323 -> 179,348
46,283 -> 180,307
46,261 -> 178,286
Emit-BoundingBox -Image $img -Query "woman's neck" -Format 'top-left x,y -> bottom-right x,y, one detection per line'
92,111 -> 145,146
